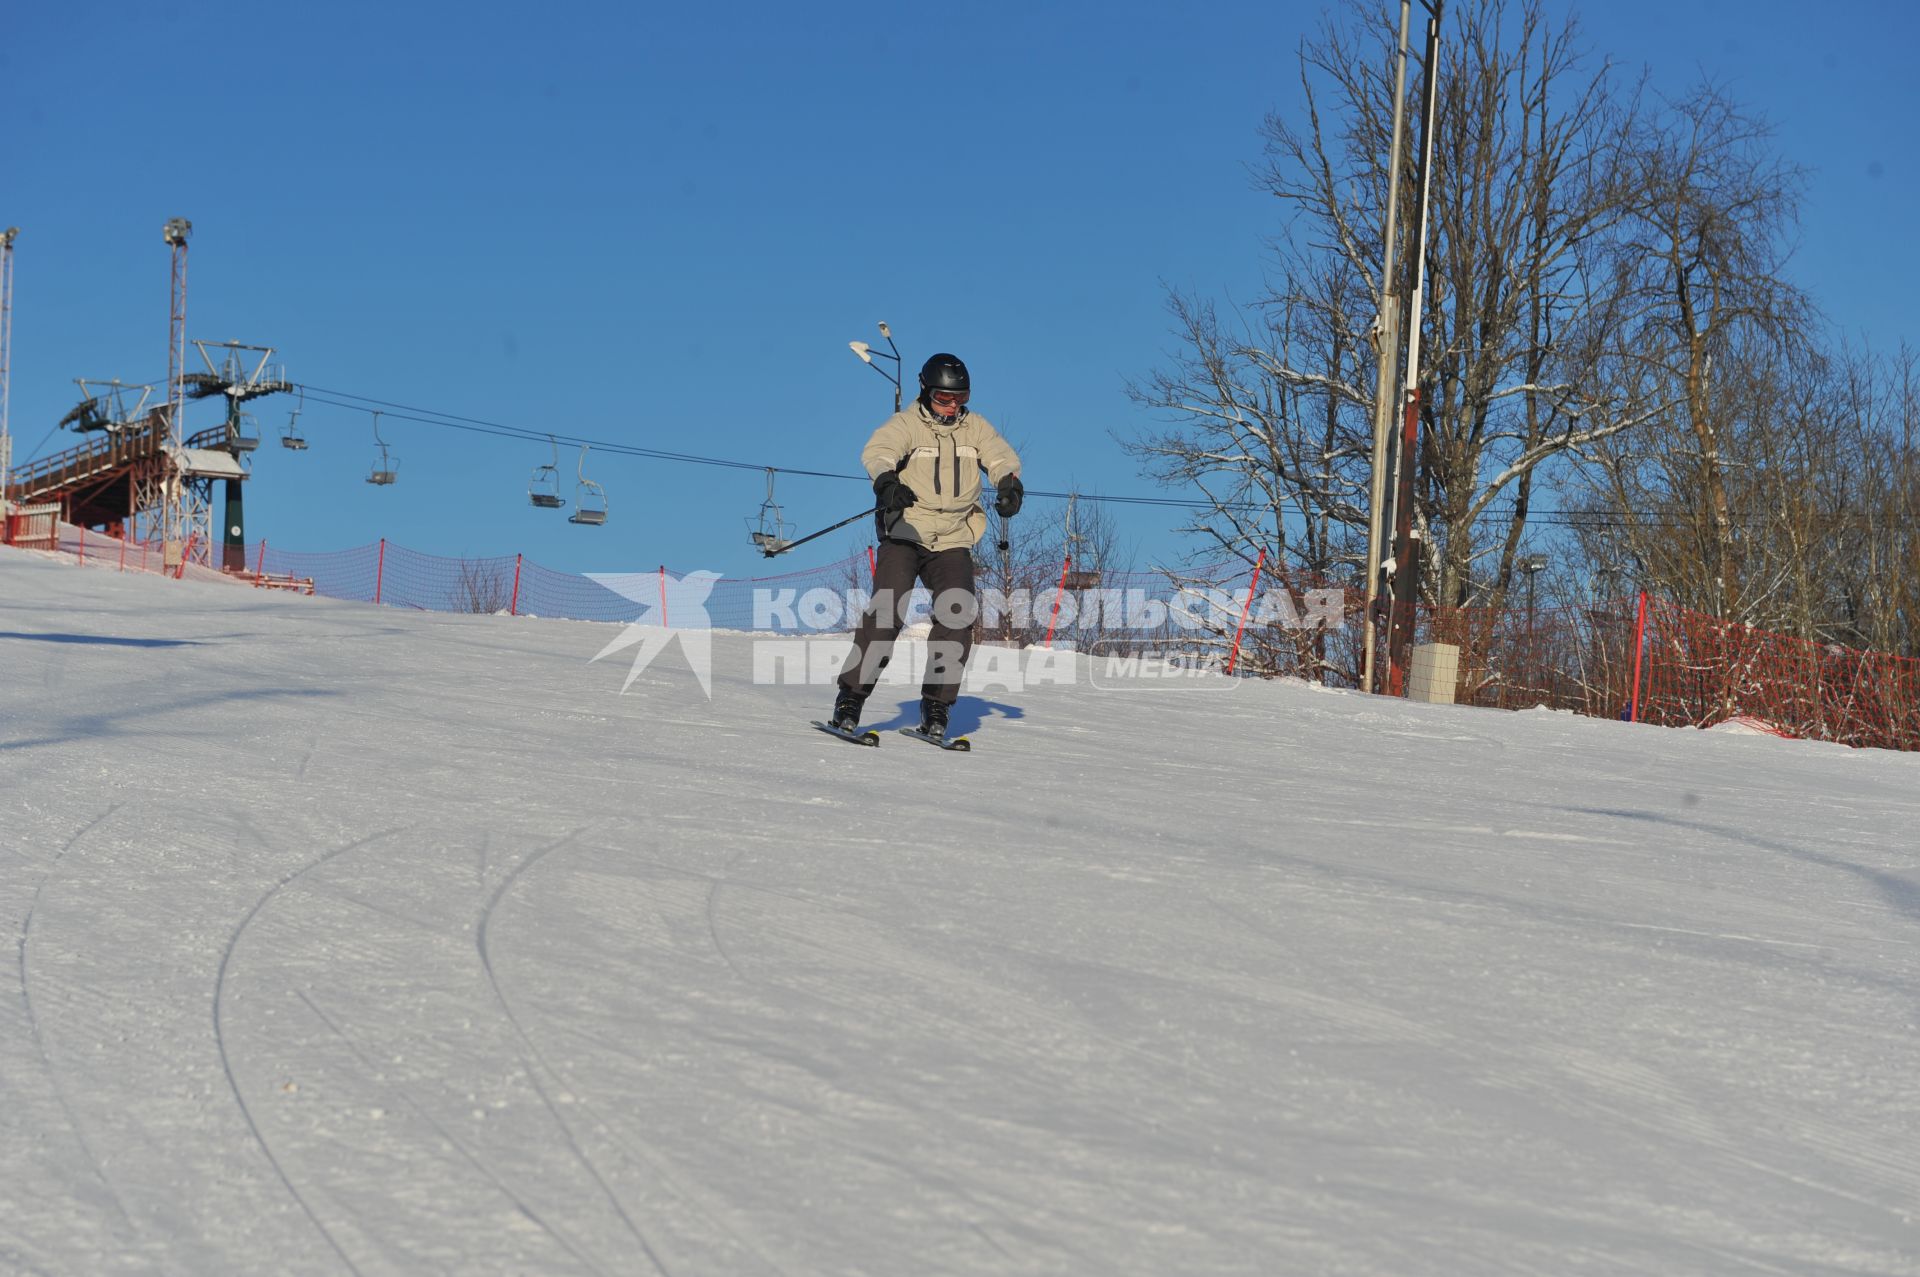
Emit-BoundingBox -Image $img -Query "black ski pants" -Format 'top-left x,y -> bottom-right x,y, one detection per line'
838,540 -> 976,707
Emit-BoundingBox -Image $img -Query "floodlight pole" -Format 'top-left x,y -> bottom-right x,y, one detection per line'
1361,0 -> 1414,695
0,227 -> 16,510
849,320 -> 903,412
163,217 -> 192,566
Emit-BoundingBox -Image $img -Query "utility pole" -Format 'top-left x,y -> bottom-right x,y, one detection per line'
163,217 -> 192,568
0,227 -> 17,512
1361,0 -> 1413,696
1385,2 -> 1443,695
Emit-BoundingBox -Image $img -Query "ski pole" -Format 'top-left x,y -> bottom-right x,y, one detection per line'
761,506 -> 876,558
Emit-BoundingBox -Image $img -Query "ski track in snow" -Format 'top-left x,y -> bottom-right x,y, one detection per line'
5,551 -> 1920,1274
15,805 -> 138,1245
212,826 -> 411,1277
473,827 -> 675,1277
286,985 -> 616,1276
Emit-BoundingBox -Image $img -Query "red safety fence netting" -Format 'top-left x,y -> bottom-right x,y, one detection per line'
1394,594 -> 1920,751
7,520 -> 1917,751
1634,597 -> 1920,751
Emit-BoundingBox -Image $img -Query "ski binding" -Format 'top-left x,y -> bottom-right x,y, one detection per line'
812,720 -> 880,747
899,727 -> 971,752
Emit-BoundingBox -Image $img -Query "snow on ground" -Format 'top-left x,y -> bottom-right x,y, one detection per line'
3,549 -> 1919,1276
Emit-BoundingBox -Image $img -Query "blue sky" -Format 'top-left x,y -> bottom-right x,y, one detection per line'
4,0 -> 1913,580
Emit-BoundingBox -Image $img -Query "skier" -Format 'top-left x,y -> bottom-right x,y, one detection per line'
830,352 -> 1023,742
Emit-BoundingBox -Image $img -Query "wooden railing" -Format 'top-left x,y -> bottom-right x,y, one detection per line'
5,413 -> 169,503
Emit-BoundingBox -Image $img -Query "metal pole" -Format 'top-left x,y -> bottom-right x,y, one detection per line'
1629,590 -> 1649,722
163,218 -> 191,565
1226,547 -> 1268,676
1526,570 -> 1537,694
1000,524 -> 1013,644
1386,2 -> 1442,694
1044,555 -> 1071,648
763,504 -> 879,557
0,228 -> 16,510
1361,0 -> 1414,694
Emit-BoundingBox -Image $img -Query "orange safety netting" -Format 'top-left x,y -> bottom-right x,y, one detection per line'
9,522 -> 1918,751
1403,595 -> 1920,751
1633,598 -> 1920,751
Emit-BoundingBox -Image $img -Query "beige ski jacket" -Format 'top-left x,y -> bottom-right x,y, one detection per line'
861,400 -> 1021,552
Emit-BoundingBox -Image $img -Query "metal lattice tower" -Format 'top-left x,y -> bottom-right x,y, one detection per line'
1,226 -> 17,507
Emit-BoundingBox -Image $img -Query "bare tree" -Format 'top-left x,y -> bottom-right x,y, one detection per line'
1129,0 -> 1644,615
1571,84 -> 1815,622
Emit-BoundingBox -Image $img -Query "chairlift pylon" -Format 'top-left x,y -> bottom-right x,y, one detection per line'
567,445 -> 607,526
366,410 -> 398,485
747,467 -> 794,554
529,435 -> 565,509
281,388 -> 308,450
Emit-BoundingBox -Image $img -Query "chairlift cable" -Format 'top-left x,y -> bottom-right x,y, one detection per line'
280,381 -> 1785,532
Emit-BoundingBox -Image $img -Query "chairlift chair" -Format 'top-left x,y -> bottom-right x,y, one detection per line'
366,410 -> 398,485
1063,569 -> 1102,590
529,435 -> 566,509
567,445 -> 607,525
281,389 -> 308,449
747,468 -> 793,554
229,411 -> 261,453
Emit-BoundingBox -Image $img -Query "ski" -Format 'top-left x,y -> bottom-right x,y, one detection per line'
899,727 -> 971,752
812,720 -> 880,747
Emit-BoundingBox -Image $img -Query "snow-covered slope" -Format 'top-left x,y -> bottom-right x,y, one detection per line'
3,551 -> 1918,1275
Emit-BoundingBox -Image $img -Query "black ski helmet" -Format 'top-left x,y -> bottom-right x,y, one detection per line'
919,353 -> 970,397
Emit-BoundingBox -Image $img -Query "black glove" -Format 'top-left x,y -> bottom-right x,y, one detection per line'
873,471 -> 918,514
994,473 -> 1024,518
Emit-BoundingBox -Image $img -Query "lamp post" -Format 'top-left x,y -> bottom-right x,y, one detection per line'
0,226 -> 16,509
848,320 -> 902,412
848,320 -> 906,580
162,217 -> 192,565
1519,553 -> 1548,696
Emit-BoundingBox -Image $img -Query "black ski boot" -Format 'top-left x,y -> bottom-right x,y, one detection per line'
918,696 -> 950,742
830,688 -> 867,733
